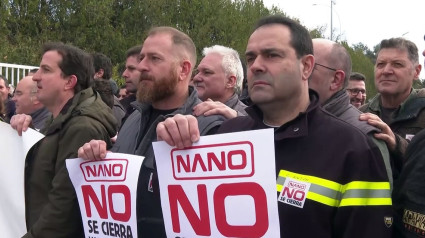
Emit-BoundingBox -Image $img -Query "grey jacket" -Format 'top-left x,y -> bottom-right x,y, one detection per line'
112,86 -> 224,237
30,107 -> 51,131
323,90 -> 393,189
225,93 -> 248,116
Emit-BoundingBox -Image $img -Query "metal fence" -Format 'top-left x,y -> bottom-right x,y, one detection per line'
0,63 -> 38,86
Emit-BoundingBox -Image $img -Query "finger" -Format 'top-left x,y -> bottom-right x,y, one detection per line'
16,116 -> 25,136
80,143 -> 95,161
193,101 -> 213,116
186,115 -> 200,144
360,113 -> 381,122
90,140 -> 107,161
157,121 -> 175,146
77,147 -> 85,159
163,116 -> 184,148
22,115 -> 32,132
174,115 -> 193,148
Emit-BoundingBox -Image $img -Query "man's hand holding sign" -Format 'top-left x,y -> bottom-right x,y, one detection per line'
153,126 -> 280,237
67,153 -> 144,238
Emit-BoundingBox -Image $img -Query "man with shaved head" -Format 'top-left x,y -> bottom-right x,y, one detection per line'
12,76 -> 50,130
308,38 -> 392,186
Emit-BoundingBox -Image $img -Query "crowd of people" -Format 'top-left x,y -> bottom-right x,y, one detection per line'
2,14 -> 425,237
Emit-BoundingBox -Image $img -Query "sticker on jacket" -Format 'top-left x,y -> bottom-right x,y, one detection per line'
278,178 -> 311,208
405,134 -> 415,141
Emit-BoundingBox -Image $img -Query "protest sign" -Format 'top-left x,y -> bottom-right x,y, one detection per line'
66,152 -> 144,238
153,128 -> 280,237
0,121 -> 45,237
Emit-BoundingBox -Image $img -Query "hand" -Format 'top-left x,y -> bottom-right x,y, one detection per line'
193,99 -> 237,119
360,113 -> 396,151
156,114 -> 200,149
77,140 -> 107,161
10,114 -> 33,136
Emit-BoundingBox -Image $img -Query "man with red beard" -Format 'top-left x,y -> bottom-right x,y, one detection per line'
78,26 -> 224,237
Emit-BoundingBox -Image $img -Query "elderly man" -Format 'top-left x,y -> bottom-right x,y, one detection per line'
360,37 -> 424,178
12,76 -> 50,131
10,43 -> 117,237
391,36 -> 425,237
309,38 -> 392,187
192,45 -> 247,118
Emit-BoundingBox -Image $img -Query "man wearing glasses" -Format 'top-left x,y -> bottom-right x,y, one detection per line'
347,72 -> 367,108
309,38 -> 392,188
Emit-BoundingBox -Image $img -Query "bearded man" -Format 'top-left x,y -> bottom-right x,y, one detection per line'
77,26 -> 224,237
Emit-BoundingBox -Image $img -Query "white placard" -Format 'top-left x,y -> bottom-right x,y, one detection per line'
153,128 -> 280,237
66,152 -> 144,238
0,121 -> 45,237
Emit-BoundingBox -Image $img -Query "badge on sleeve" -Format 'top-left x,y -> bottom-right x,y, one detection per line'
278,177 -> 311,208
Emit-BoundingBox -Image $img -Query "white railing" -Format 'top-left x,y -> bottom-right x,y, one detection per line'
0,63 -> 38,86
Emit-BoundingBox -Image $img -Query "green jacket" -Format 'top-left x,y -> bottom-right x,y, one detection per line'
360,88 -> 425,177
23,87 -> 117,238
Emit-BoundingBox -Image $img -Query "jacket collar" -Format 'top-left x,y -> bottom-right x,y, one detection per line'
366,88 -> 425,121
245,89 -> 320,140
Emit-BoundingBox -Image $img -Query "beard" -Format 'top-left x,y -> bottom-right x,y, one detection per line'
136,68 -> 179,104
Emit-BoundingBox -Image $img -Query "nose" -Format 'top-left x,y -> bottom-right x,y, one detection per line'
382,63 -> 394,74
249,57 -> 265,74
193,72 -> 202,83
32,69 -> 41,82
122,69 -> 129,78
136,57 -> 148,73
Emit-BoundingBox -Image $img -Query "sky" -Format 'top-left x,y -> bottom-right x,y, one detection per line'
263,0 -> 425,79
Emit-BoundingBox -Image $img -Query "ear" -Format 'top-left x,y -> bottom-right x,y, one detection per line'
413,64 -> 422,81
330,70 -> 345,91
179,60 -> 192,82
64,75 -> 78,91
301,54 -> 315,81
226,75 -> 237,89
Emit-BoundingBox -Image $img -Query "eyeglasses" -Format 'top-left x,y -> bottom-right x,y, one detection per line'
346,88 -> 366,96
315,63 -> 337,72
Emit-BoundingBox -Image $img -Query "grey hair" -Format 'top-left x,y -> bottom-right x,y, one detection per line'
202,45 -> 244,94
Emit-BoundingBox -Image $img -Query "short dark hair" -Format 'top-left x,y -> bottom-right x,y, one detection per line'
350,72 -> 366,81
92,53 -> 112,79
42,42 -> 94,94
378,38 -> 419,64
0,75 -> 9,86
126,45 -> 142,59
254,15 -> 313,59
92,80 -> 114,108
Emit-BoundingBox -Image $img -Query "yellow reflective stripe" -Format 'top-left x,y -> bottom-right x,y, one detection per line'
276,184 -> 283,192
307,191 -> 340,207
341,181 -> 390,193
278,170 -> 341,191
277,170 -> 392,207
340,198 -> 392,206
